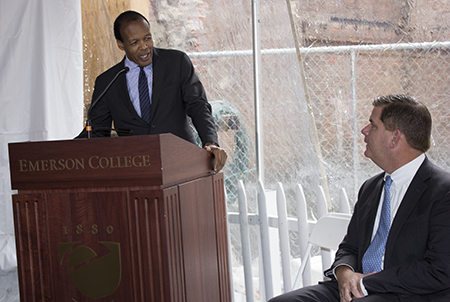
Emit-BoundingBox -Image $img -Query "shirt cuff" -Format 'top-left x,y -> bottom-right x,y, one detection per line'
360,278 -> 369,296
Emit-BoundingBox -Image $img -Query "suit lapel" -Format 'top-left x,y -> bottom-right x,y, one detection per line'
150,48 -> 165,120
116,59 -> 142,119
385,159 -> 431,256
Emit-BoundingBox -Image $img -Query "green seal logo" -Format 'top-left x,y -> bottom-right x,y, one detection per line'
59,242 -> 121,298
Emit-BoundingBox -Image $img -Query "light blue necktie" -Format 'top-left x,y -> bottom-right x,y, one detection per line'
139,66 -> 151,123
362,175 -> 393,274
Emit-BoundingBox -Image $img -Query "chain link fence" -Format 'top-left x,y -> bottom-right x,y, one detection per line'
190,42 -> 450,206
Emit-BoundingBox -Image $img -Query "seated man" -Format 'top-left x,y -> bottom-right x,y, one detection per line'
270,94 -> 450,302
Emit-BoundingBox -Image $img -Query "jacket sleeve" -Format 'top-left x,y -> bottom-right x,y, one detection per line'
324,176 -> 381,279
323,192 -> 364,279
178,52 -> 218,147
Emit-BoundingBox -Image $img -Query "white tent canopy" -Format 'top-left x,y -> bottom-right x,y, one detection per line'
0,1 -> 83,300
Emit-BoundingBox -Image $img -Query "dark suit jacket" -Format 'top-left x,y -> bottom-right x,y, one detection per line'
76,48 -> 218,146
325,157 -> 450,301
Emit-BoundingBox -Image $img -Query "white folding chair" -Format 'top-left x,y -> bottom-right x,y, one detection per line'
292,212 -> 351,289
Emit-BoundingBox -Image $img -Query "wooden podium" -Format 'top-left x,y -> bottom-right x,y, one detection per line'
8,134 -> 231,302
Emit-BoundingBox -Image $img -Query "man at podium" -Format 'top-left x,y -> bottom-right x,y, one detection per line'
76,10 -> 227,172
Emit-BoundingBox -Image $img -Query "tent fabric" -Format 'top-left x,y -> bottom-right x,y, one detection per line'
0,0 -> 83,300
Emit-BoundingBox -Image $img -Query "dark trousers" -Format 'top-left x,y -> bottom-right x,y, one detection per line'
268,280 -> 401,302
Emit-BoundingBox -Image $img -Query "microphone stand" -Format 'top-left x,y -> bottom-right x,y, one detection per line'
86,67 -> 129,138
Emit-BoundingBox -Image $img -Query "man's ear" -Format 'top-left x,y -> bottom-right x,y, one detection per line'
391,129 -> 401,148
117,40 -> 124,51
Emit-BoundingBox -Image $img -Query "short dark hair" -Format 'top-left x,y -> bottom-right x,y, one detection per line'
113,10 -> 150,42
373,94 -> 432,152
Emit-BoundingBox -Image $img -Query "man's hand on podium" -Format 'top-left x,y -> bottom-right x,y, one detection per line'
204,143 -> 228,172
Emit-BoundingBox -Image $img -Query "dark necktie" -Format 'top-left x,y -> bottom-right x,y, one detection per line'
362,175 -> 393,273
139,66 -> 151,123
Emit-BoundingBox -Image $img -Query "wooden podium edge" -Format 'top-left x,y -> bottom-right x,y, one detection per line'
9,134 -> 214,191
212,173 -> 232,301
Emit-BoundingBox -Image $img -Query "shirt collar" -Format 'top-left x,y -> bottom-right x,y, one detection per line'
385,153 -> 425,186
124,56 -> 152,71
124,56 -> 137,70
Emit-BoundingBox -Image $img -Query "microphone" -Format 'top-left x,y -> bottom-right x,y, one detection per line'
86,66 -> 130,138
